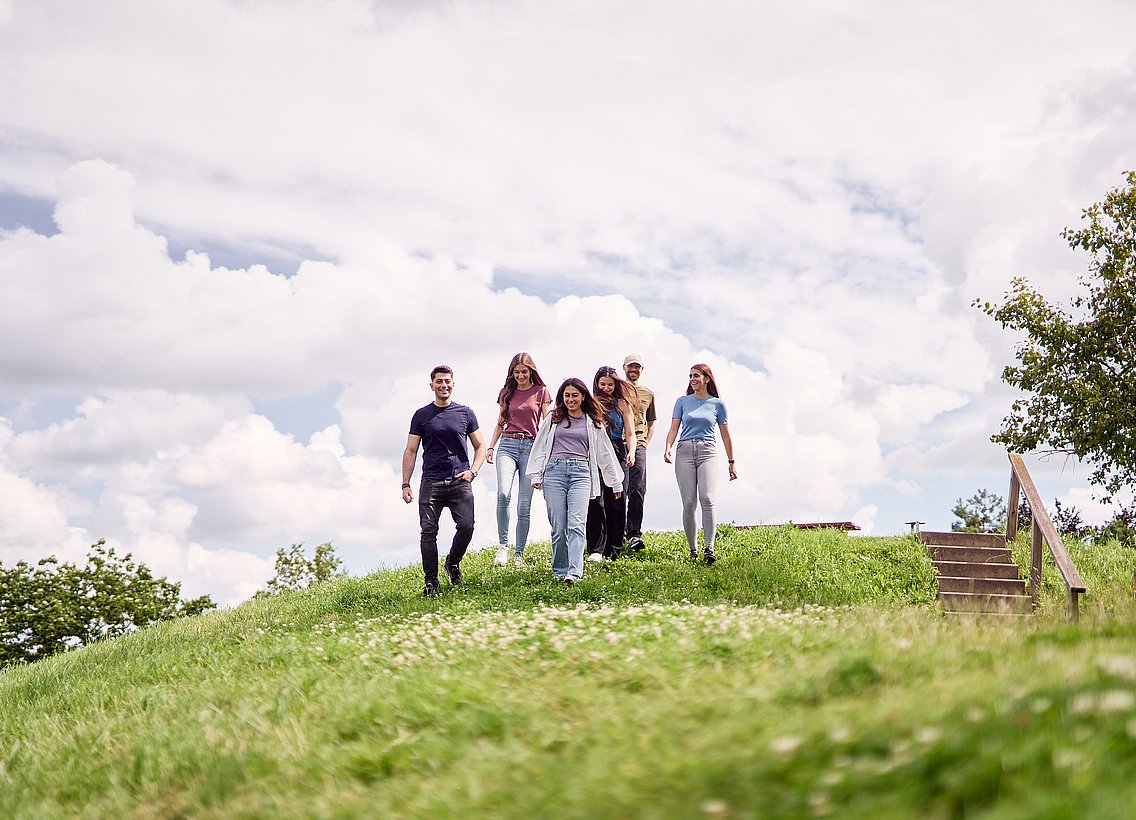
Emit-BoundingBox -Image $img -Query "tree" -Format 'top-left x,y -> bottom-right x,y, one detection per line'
0,540 -> 215,668
1096,504 -> 1136,548
261,542 -> 344,595
1052,498 -> 1092,541
951,489 -> 1006,533
979,170 -> 1136,499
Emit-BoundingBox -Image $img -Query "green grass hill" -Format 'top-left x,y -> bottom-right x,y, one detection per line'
3,526 -> 1136,818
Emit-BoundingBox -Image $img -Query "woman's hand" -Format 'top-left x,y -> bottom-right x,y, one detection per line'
625,451 -> 635,468
532,482 -> 542,491
486,446 -> 495,464
728,462 -> 737,481
664,448 -> 673,464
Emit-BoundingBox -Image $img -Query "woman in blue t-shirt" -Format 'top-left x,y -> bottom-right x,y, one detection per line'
663,363 -> 736,563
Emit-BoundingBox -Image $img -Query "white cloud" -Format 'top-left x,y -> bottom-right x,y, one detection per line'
2,1 -> 1134,599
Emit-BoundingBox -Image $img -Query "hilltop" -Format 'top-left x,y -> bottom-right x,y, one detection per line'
2,527 -> 1136,818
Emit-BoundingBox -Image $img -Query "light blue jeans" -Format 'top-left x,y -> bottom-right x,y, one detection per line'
542,457 -> 591,580
675,439 -> 719,555
495,437 -> 535,556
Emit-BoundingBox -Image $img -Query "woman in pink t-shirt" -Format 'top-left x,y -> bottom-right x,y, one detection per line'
486,352 -> 552,564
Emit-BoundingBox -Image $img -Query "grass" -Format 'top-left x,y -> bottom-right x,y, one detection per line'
2,526 -> 1136,818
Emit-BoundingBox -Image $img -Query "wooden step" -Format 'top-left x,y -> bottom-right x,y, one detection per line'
939,592 -> 1033,615
933,560 -> 1021,580
928,545 -> 1013,564
936,576 -> 1027,595
920,531 -> 1006,548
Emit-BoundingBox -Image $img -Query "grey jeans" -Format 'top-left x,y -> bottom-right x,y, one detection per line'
674,439 -> 718,554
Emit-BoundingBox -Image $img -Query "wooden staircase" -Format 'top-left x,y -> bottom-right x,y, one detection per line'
920,531 -> 1031,615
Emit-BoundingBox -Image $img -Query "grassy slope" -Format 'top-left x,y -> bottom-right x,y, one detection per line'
2,527 -> 1136,819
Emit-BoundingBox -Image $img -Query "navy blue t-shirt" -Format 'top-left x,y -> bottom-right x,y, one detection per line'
410,402 -> 480,480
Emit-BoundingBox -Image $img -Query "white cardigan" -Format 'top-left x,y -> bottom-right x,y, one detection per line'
525,413 -> 625,499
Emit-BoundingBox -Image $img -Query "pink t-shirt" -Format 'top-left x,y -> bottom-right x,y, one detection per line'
502,385 -> 552,437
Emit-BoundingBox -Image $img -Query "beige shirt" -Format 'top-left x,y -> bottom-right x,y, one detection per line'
629,383 -> 656,449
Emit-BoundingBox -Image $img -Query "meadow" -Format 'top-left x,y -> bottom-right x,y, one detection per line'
2,526 -> 1136,818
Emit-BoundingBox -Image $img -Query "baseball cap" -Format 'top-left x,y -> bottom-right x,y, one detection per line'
623,353 -> 644,367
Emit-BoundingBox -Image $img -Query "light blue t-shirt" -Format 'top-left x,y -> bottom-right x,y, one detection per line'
672,395 -> 728,442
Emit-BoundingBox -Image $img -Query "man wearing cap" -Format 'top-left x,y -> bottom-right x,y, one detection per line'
622,354 -> 656,551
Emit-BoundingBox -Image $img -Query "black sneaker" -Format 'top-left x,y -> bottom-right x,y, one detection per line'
628,536 -> 645,552
689,549 -> 698,560
423,581 -> 440,597
444,561 -> 463,587
705,552 -> 716,566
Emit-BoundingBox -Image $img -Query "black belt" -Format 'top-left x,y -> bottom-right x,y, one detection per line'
502,432 -> 533,439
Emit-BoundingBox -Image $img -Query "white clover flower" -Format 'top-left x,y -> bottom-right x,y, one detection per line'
914,727 -> 941,745
771,735 -> 803,756
1096,655 -> 1136,681
1097,690 -> 1136,714
828,726 -> 852,744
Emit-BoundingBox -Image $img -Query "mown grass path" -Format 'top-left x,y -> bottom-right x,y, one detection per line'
2,527 -> 1136,818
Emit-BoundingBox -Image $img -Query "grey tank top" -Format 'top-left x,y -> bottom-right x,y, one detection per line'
550,415 -> 591,459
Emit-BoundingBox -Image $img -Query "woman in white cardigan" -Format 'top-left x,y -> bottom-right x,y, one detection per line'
527,377 -> 624,583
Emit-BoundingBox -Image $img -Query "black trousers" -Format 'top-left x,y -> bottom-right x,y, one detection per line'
586,439 -> 627,558
624,443 -> 647,540
418,477 -> 475,584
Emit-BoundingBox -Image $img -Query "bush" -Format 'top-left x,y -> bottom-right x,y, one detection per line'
260,542 -> 345,595
0,539 -> 215,668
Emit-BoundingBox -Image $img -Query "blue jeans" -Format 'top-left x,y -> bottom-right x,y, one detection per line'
495,437 -> 535,556
675,439 -> 718,555
542,457 -> 591,580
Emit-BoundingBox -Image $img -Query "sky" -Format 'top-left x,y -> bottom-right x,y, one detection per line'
2,0 -> 1134,605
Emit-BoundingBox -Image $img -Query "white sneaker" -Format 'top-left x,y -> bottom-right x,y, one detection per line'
494,546 -> 509,565
587,552 -> 605,564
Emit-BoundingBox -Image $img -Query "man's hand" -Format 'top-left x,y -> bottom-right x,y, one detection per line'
402,485 -> 414,504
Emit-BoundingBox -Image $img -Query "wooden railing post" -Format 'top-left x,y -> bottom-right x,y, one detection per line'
1007,471 -> 1021,542
1067,589 -> 1080,624
1030,518 -> 1043,606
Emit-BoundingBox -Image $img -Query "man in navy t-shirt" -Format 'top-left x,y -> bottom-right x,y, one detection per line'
402,365 -> 486,596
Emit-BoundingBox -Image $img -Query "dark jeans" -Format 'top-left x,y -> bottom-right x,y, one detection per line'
586,439 -> 627,558
419,477 -> 475,584
624,443 -> 647,540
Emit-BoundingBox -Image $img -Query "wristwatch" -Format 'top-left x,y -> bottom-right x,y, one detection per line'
471,470 -> 478,478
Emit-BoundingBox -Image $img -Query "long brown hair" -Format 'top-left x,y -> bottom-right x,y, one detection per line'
551,377 -> 605,428
592,365 -> 640,420
497,352 -> 547,428
686,363 -> 720,398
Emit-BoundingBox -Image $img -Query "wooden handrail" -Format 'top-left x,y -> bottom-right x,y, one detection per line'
1007,453 -> 1087,623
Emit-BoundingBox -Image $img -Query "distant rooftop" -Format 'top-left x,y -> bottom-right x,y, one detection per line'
733,521 -> 861,532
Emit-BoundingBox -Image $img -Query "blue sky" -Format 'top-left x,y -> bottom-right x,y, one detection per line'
2,0 -> 1134,603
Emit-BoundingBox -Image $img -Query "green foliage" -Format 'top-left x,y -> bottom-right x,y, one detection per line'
979,170 -> 1136,498
950,488 -> 1006,532
1096,503 -> 1136,549
261,542 -> 345,595
1,530 -> 1134,817
0,539 -> 215,669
